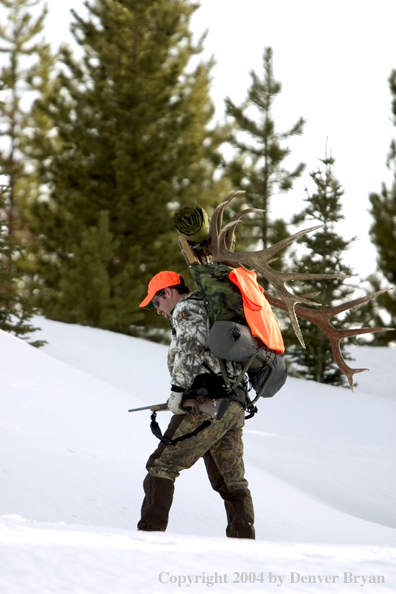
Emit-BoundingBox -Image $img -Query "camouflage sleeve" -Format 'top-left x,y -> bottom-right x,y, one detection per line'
168,297 -> 209,390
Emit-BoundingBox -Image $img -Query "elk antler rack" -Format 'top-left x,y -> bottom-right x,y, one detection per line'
190,191 -> 394,390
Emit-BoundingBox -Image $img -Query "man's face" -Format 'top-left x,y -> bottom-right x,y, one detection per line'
155,287 -> 179,319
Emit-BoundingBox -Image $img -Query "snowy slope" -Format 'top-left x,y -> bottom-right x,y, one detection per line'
1,317 -> 396,593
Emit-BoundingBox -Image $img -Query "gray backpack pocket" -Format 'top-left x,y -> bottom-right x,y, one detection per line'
207,321 -> 287,398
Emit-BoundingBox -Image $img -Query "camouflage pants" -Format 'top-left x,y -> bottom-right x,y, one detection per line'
137,402 -> 255,538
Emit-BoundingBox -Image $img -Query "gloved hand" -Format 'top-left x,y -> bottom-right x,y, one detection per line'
167,390 -> 186,415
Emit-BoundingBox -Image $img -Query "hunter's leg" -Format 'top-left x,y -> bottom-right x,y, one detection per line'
203,451 -> 237,537
137,414 -> 185,531
209,409 -> 255,539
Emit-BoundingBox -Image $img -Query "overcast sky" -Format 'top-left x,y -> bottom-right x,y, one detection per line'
41,1 -> 396,278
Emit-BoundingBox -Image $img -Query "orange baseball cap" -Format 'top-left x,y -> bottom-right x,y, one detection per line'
139,271 -> 183,309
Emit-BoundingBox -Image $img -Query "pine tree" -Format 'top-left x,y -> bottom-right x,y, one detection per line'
49,210 -> 144,329
18,42 -> 57,248
284,151 -> 354,386
368,69 -> 396,340
0,188 -> 15,332
28,0 -> 228,335
224,47 -> 306,280
0,0 -> 48,236
0,188 -> 43,343
0,0 -> 49,344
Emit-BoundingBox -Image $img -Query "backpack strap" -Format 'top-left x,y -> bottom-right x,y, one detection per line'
217,358 -> 233,394
251,360 -> 275,402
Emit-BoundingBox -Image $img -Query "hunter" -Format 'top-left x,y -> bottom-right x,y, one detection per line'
137,271 -> 255,538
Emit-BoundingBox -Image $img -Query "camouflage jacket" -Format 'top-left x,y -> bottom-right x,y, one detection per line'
168,291 -> 242,390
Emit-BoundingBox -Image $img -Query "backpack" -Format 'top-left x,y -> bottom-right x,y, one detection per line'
187,262 -> 287,405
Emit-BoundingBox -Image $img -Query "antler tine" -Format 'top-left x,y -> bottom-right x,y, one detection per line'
223,219 -> 242,251
320,322 -> 394,391
230,208 -> 265,221
224,208 -> 265,250
268,284 -> 307,348
330,336 -> 368,392
317,287 -> 393,317
210,190 -> 246,239
308,289 -> 394,389
231,224 -> 324,262
313,322 -> 393,391
264,288 -> 395,390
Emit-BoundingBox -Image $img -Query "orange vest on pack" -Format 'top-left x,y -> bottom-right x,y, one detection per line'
229,268 -> 285,354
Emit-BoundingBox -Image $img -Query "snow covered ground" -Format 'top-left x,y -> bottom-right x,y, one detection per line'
1,316 -> 395,593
